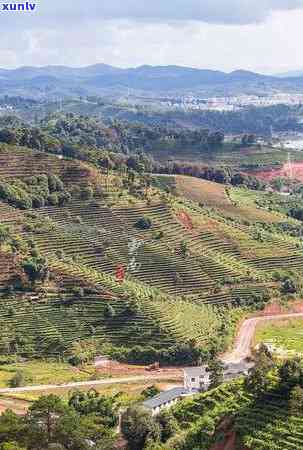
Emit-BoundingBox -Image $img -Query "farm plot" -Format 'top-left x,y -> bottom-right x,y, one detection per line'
255,318 -> 303,355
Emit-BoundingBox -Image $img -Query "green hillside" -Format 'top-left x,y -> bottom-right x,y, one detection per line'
168,380 -> 303,450
166,351 -> 303,450
0,145 -> 303,363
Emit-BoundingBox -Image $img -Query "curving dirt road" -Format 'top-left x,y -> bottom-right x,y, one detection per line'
222,312 -> 303,363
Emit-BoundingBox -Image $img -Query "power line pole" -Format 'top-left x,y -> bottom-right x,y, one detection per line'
287,152 -> 293,179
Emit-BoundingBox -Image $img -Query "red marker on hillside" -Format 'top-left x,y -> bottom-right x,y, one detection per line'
115,265 -> 125,283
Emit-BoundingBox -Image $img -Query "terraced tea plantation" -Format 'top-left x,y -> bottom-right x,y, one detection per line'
151,143 -> 302,171
1,147 -> 303,360
172,381 -> 303,450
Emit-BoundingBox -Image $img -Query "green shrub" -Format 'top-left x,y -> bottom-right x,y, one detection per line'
121,406 -> 161,450
81,186 -> 94,200
9,371 -> 25,388
47,193 -> 59,206
32,195 -> 46,208
0,174 -> 70,210
153,230 -> 164,240
104,304 -> 115,319
21,255 -> 49,287
135,216 -> 152,230
58,191 -> 72,206
141,385 -> 161,400
48,174 -> 64,192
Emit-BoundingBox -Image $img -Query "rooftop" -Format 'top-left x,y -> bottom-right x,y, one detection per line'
142,387 -> 188,410
184,366 -> 208,377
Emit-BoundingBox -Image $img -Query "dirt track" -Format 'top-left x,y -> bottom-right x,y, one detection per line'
0,373 -> 182,394
222,312 -> 303,363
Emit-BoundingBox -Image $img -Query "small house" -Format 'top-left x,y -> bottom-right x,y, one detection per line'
142,387 -> 189,416
141,359 -> 254,416
183,366 -> 210,392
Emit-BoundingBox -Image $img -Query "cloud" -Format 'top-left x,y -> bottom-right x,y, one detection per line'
0,1 -> 303,71
31,0 -> 303,25
2,0 -> 303,29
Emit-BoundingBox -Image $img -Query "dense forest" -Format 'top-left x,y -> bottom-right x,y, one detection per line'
0,112 -> 225,155
110,104 -> 303,136
0,113 -> 268,192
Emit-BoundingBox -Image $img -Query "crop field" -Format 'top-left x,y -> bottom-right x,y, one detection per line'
0,257 -> 238,357
26,194 -> 292,297
255,318 -> 303,355
6,169 -> 303,285
0,145 -> 96,186
151,144 -> 303,171
172,175 -> 283,223
0,360 -> 93,388
173,175 -> 230,208
212,147 -> 303,170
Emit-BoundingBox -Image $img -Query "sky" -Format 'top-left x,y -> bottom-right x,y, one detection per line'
1,0 -> 303,73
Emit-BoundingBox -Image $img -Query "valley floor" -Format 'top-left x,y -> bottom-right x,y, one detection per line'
2,307 -> 303,398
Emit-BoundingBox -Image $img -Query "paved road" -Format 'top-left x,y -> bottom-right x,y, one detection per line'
0,373 -> 182,394
222,312 -> 303,363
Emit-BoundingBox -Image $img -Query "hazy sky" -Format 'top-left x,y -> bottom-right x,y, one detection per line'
1,0 -> 303,73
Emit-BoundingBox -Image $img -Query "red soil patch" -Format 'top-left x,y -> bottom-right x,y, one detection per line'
261,303 -> 288,315
260,301 -> 303,316
211,431 -> 236,450
177,210 -> 194,231
0,397 -> 30,415
96,361 -> 183,378
250,162 -> 303,181
288,301 -> 303,313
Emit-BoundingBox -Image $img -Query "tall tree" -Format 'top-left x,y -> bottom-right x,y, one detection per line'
121,406 -> 160,450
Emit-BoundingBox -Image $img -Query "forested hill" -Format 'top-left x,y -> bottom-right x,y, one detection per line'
0,112 -> 302,187
0,64 -> 303,97
1,96 -> 302,137
0,112 -> 227,155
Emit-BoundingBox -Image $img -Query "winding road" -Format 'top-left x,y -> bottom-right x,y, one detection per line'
1,312 -> 303,394
222,312 -> 303,363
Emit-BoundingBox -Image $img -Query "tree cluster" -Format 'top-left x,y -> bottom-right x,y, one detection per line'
121,406 -> 178,450
0,392 -> 117,450
0,174 -> 71,210
0,114 -> 224,157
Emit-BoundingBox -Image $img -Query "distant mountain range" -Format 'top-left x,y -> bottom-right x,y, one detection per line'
275,70 -> 303,78
1,64 -> 303,99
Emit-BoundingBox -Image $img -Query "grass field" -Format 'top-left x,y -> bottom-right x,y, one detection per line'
0,360 -> 94,388
255,318 -> 303,355
151,144 -> 303,170
160,174 -> 287,223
